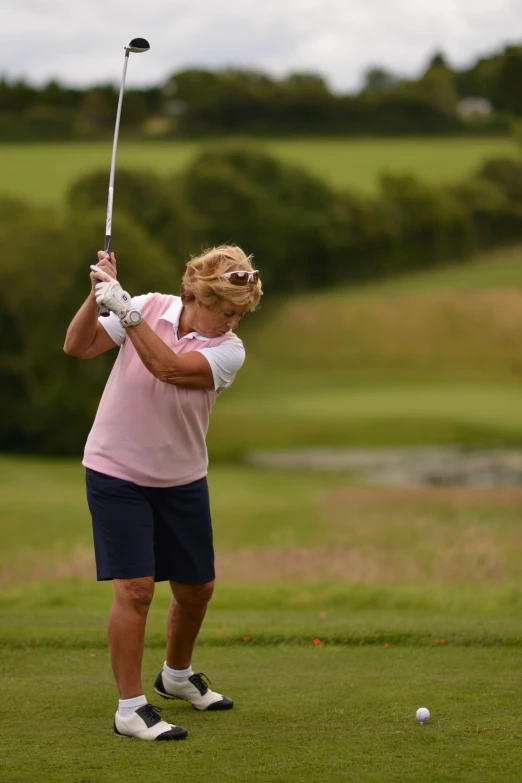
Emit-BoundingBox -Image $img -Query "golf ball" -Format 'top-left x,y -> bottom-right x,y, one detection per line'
416,707 -> 430,723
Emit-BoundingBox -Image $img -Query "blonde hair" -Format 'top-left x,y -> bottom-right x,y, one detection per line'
181,245 -> 263,311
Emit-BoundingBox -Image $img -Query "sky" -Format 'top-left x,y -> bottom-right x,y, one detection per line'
2,0 -> 521,92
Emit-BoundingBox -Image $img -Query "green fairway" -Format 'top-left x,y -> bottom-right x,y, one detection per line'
2,454 -> 522,781
3,643 -> 522,783
2,580 -> 522,783
2,578 -> 522,647
0,136 -> 515,204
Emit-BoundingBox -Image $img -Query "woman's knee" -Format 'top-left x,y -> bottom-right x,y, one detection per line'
114,576 -> 155,613
171,580 -> 215,610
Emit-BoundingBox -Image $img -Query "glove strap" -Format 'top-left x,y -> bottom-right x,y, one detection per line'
121,309 -> 142,328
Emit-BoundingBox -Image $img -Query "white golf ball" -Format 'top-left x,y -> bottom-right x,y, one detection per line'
416,707 -> 430,723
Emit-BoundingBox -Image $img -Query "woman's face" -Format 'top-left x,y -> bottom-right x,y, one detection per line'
194,297 -> 250,338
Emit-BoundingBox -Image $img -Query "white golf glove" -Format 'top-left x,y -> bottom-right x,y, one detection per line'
90,265 -> 142,327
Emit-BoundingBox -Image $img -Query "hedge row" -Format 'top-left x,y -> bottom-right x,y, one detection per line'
2,148 -> 522,454
69,148 -> 522,290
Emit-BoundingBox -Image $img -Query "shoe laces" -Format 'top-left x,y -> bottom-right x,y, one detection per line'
138,704 -> 164,724
190,672 -> 212,694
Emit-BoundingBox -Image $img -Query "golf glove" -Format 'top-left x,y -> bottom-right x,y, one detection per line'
91,266 -> 141,327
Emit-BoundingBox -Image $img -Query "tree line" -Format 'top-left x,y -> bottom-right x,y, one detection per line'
1,145 -> 522,455
1,45 -> 522,140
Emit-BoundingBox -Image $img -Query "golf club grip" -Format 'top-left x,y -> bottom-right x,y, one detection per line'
99,236 -> 112,317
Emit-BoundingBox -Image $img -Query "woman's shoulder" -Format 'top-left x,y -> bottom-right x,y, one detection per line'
214,332 -> 244,351
222,331 -> 242,343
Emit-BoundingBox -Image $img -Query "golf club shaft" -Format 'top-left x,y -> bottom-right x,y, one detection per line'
100,49 -> 130,316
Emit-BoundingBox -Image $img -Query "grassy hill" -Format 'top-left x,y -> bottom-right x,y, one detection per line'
0,136 -> 516,204
245,245 -> 522,383
208,245 -> 522,456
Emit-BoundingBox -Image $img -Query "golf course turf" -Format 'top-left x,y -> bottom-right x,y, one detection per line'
2,456 -> 522,782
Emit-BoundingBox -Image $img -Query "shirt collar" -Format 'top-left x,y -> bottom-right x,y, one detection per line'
158,297 -> 208,341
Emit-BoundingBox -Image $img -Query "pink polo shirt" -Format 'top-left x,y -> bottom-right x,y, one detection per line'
83,293 -> 243,487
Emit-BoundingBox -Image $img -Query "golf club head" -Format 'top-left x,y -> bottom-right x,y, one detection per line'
127,38 -> 150,53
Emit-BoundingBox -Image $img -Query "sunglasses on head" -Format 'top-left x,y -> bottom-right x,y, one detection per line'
222,270 -> 259,286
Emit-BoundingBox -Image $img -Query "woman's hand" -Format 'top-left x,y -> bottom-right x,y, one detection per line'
90,263 -> 135,322
90,251 -> 117,293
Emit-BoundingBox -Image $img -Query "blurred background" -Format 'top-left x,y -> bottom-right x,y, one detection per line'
2,0 -> 522,604
5,5 -> 522,778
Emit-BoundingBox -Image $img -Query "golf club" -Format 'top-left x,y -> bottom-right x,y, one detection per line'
100,37 -> 150,316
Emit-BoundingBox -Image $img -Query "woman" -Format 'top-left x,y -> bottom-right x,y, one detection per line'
64,245 -> 262,741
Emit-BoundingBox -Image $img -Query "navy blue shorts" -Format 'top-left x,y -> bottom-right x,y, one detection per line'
86,469 -> 215,584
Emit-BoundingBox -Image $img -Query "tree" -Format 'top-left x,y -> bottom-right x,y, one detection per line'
378,174 -> 471,268
0,78 -> 36,113
119,90 -> 151,127
68,168 -> 199,262
0,198 -> 179,454
270,72 -> 335,131
491,47 -> 522,115
77,86 -> 117,133
416,52 -> 458,116
428,51 -> 450,69
175,147 -> 354,290
363,67 -> 397,93
40,79 -> 81,110
456,51 -> 505,100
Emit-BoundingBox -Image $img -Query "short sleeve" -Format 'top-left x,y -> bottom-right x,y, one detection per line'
197,339 -> 246,390
98,293 -> 153,346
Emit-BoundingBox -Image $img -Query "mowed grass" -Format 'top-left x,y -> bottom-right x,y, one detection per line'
2,456 -> 522,781
4,646 -> 522,783
0,135 -> 516,204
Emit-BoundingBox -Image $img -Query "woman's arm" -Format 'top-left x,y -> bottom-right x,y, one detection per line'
63,293 -> 118,358
63,253 -> 119,358
91,257 -> 215,389
125,321 -> 214,390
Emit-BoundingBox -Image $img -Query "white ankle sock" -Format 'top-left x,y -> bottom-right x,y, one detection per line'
163,662 -> 193,682
118,694 -> 147,718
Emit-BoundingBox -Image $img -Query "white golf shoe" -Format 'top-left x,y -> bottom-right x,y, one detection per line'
154,670 -> 234,711
114,703 -> 188,740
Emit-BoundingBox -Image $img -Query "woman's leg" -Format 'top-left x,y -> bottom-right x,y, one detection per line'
166,580 -> 215,669
155,579 -> 232,710
109,575 -> 155,698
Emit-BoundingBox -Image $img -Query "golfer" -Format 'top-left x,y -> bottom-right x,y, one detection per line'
64,245 -> 262,741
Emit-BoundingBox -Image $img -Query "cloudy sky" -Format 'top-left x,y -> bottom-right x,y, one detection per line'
3,0 -> 521,92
